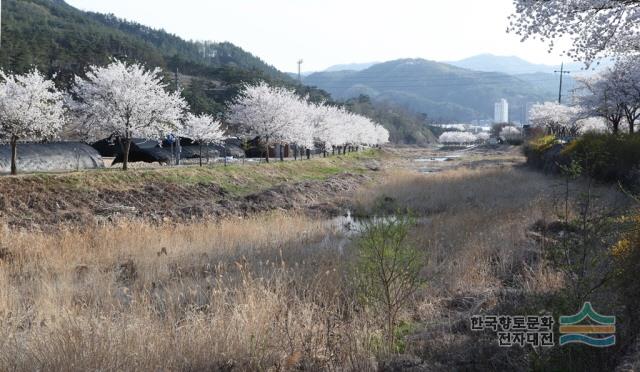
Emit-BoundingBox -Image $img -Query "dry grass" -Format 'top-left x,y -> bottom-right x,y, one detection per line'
0,214 -> 378,371
352,165 -> 629,369
0,152 -> 630,370
354,167 -> 560,294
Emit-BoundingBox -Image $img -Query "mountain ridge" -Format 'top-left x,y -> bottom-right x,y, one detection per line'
304,58 -> 560,122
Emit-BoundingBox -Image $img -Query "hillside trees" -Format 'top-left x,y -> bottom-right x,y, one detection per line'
71,60 -> 187,170
0,70 -> 66,175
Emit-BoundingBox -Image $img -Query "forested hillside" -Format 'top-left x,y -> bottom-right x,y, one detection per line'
344,95 -> 437,145
0,0 -> 308,113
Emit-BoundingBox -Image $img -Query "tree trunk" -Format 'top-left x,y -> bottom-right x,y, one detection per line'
306,148 -> 311,160
10,136 -> 18,176
293,145 -> 298,160
332,147 -> 335,156
279,144 -> 284,162
199,143 -> 203,167
265,136 -> 270,163
123,138 -> 132,171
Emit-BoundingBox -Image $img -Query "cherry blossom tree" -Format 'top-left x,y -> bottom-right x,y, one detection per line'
227,82 -> 297,163
576,117 -> 609,134
572,58 -> 640,134
181,113 -> 225,166
307,103 -> 334,156
575,73 -> 626,134
71,60 -> 188,170
476,132 -> 491,142
607,58 -> 640,133
0,70 -> 66,175
500,126 -> 523,143
529,102 -> 580,136
284,95 -> 314,160
509,1 -> 640,65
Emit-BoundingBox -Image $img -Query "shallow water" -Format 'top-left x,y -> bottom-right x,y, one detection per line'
414,155 -> 460,163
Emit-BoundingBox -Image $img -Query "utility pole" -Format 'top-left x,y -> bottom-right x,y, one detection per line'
297,59 -> 303,84
555,62 -> 571,104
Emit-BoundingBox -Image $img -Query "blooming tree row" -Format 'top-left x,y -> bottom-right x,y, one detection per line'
227,82 -> 389,162
529,101 -> 611,136
0,62 -> 387,174
0,61 -> 227,173
438,131 -> 478,144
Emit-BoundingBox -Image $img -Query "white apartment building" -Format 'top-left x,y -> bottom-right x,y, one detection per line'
494,98 -> 509,123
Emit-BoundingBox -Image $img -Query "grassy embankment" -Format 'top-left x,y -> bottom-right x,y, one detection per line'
16,150 -> 380,196
0,150 -> 381,228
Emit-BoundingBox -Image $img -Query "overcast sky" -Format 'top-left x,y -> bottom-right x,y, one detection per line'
65,0 -> 571,72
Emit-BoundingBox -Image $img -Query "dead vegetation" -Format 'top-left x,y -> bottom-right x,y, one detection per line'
0,147 -> 635,370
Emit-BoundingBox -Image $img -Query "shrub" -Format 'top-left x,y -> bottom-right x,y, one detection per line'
524,133 -> 640,184
352,214 -> 425,354
523,135 -> 561,169
562,133 -> 640,183
612,214 -> 640,347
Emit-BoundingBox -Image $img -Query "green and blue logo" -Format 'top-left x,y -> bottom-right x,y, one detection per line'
559,302 -> 616,347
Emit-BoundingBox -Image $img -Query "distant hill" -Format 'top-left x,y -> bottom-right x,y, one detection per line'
304,58 -> 558,122
324,62 -> 378,72
447,54 -> 611,75
448,54 -> 559,74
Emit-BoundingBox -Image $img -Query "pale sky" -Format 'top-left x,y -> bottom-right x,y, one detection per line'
65,0 -> 570,72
